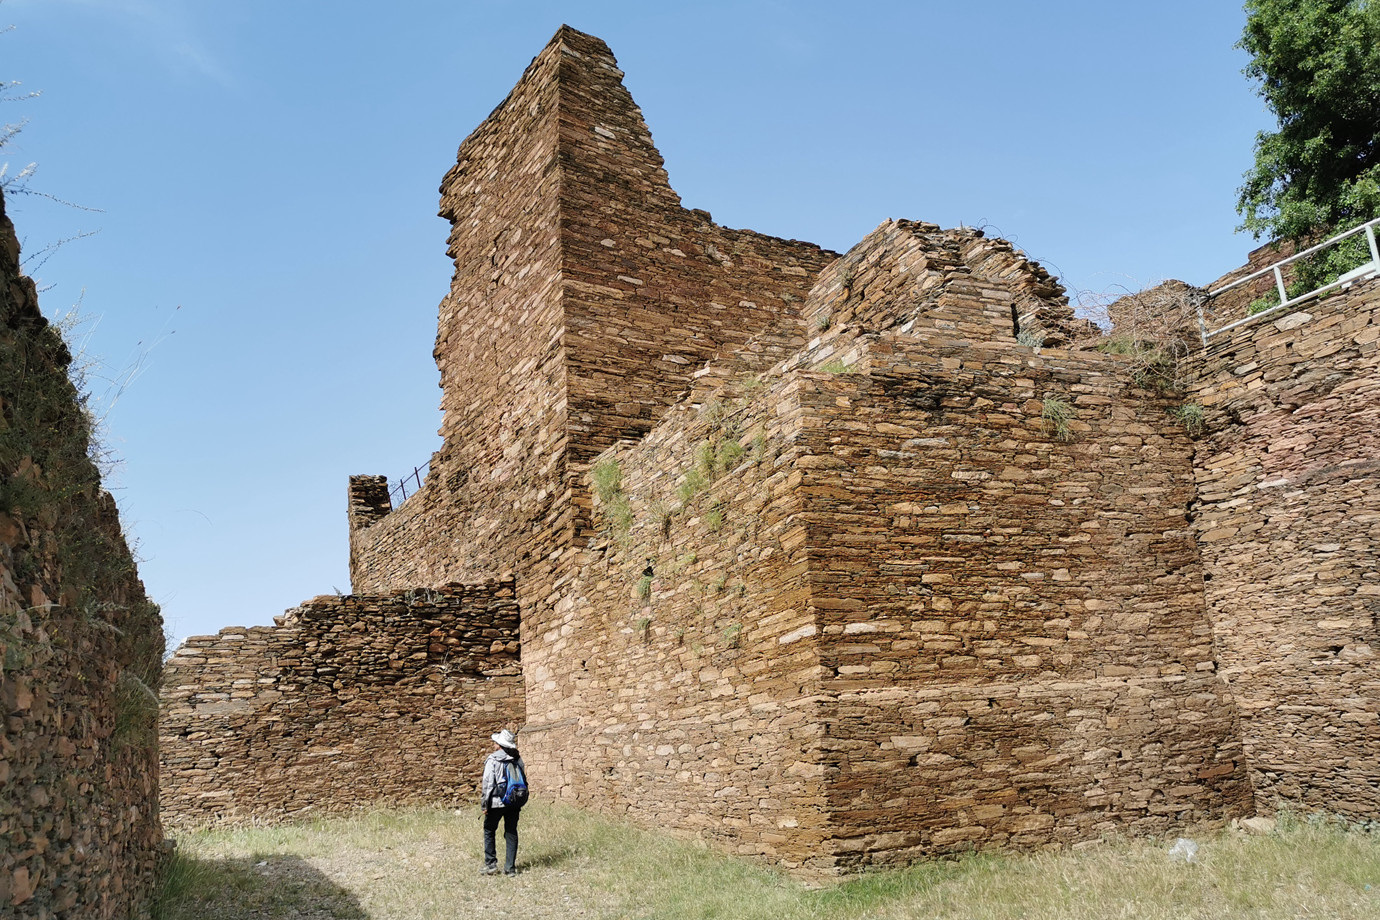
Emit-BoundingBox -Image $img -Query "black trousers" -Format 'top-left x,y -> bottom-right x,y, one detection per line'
482,806 -> 521,873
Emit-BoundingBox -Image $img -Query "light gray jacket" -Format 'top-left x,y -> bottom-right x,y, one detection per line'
480,748 -> 526,809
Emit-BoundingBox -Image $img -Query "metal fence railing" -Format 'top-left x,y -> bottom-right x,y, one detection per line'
1200,216 -> 1380,343
389,460 -> 430,508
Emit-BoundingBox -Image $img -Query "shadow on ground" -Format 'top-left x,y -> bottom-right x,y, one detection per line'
156,852 -> 369,920
520,844 -> 579,871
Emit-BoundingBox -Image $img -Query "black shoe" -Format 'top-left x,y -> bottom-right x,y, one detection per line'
504,869 -> 517,877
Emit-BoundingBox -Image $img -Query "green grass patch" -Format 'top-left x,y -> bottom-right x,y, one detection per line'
717,437 -> 746,472
154,805 -> 1380,920
112,670 -> 159,751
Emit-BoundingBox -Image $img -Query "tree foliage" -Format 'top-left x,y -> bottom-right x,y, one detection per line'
1237,0 -> 1380,243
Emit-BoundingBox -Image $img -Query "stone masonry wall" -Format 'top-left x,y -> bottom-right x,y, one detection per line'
349,26 -> 833,597
533,372 -> 833,870
524,219 -> 1252,874
347,26 -> 835,805
348,32 -> 566,596
805,337 -> 1251,868
1188,278 -> 1380,816
795,224 -> 1248,866
795,223 -> 1248,866
1,190 -> 165,918
184,25 -> 1380,878
160,581 -> 520,825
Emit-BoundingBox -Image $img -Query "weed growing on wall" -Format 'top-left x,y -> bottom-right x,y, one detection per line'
591,457 -> 633,539
677,404 -> 752,509
1170,402 -> 1207,437
717,438 -> 745,472
651,500 -> 673,539
112,668 -> 159,751
0,318 -> 97,517
676,468 -> 709,506
818,358 -> 854,374
839,262 -> 857,292
694,439 -> 716,480
1079,282 -> 1202,391
1040,396 -> 1077,441
0,296 -> 164,636
1094,337 -> 1185,390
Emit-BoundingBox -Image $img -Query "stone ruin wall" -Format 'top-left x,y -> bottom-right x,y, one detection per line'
806,339 -> 1250,865
345,27 -> 835,815
1,190 -> 165,918
1188,278 -> 1380,816
538,369 -> 832,869
157,24 -> 1380,876
799,228 -> 1250,862
160,581 -> 520,824
348,27 -> 833,597
535,219 -> 1252,873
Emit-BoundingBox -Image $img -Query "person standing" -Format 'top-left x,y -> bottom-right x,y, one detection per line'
480,728 -> 527,876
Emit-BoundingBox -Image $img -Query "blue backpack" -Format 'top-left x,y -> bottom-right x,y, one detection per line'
499,759 -> 529,807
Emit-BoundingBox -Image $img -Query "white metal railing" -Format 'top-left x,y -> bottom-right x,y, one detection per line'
1200,216 -> 1380,343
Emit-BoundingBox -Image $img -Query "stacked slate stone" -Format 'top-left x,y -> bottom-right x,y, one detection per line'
1189,280 -> 1380,818
159,23 -> 1380,878
160,581 -> 521,825
1,189 -> 165,918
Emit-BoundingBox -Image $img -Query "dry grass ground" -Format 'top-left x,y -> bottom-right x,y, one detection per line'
155,804 -> 1380,920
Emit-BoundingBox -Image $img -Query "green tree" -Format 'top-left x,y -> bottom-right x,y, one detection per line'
1237,0 -> 1380,292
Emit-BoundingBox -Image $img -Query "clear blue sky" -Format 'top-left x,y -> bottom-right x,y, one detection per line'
2,0 -> 1271,648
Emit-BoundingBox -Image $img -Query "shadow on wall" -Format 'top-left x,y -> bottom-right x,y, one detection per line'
155,853 -> 368,920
